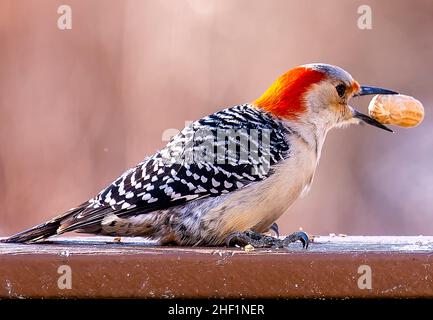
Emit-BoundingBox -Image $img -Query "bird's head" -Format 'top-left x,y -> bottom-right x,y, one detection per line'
254,63 -> 396,132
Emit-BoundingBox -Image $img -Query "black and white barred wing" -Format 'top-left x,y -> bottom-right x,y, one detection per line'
60,105 -> 291,232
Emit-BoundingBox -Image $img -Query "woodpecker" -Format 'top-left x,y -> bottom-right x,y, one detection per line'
1,63 -> 396,248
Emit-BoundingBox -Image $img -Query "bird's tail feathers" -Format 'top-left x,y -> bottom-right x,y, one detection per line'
0,206 -> 86,244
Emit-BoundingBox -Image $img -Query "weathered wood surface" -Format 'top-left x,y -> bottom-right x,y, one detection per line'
0,236 -> 432,298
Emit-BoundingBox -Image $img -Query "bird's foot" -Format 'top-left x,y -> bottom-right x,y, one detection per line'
226,230 -> 309,249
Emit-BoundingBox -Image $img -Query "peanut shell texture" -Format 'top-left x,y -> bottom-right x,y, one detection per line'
368,94 -> 424,128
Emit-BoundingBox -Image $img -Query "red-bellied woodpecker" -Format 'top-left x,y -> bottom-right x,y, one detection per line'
2,63 -> 397,248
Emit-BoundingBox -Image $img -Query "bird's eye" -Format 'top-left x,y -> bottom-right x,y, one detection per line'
335,84 -> 346,98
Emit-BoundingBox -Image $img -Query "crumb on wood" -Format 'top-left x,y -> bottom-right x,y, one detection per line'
329,233 -> 347,238
243,244 -> 255,252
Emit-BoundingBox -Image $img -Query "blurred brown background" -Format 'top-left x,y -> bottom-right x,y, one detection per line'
1,0 -> 432,237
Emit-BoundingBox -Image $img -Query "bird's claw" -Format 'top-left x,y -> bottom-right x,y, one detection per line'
226,230 -> 264,247
226,232 -> 245,247
269,223 -> 280,238
226,230 -> 309,249
282,231 -> 309,249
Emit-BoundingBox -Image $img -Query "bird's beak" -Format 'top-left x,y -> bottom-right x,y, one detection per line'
353,85 -> 398,97
350,108 -> 393,132
350,85 -> 397,132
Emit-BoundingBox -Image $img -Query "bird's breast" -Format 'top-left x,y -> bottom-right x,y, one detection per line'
203,132 -> 319,238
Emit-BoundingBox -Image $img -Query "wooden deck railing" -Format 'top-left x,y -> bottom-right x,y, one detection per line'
0,236 -> 432,298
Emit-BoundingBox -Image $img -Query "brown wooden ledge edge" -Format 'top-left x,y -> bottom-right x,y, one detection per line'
0,236 -> 432,298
